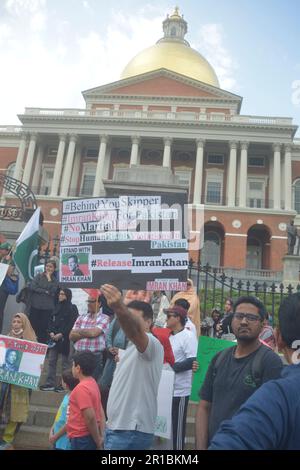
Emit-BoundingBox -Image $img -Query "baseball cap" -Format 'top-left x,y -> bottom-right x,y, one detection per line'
0,242 -> 12,251
164,306 -> 188,319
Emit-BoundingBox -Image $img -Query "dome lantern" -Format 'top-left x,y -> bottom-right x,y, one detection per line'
160,7 -> 189,46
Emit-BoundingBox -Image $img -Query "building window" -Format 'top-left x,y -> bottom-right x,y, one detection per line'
207,154 -> 224,165
80,166 -> 96,196
248,156 -> 265,167
205,172 -> 223,204
248,179 -> 265,208
40,166 -> 54,195
201,232 -> 221,267
85,148 -> 98,159
293,179 -> 300,213
174,169 -> 192,188
47,147 -> 58,157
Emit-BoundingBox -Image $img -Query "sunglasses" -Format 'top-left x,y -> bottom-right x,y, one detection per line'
87,300 -> 96,303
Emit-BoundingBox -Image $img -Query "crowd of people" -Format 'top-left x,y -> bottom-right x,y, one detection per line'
1,243 -> 300,451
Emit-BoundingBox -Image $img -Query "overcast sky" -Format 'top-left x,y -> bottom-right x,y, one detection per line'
0,0 -> 299,136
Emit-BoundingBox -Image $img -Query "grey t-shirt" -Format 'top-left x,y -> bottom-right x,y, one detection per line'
106,333 -> 164,434
200,345 -> 283,442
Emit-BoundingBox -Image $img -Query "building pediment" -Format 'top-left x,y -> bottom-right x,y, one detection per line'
82,69 -> 242,109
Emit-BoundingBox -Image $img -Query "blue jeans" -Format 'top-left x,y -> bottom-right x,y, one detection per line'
70,435 -> 97,450
104,429 -> 154,450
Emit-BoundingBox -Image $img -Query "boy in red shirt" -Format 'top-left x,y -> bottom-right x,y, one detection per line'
67,351 -> 105,450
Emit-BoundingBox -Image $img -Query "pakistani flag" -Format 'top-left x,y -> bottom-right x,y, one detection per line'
13,207 -> 41,282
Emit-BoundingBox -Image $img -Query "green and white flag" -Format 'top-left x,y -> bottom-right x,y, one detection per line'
13,208 -> 40,282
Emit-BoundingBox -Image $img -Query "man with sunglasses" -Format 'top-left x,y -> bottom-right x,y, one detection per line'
70,295 -> 110,382
195,296 -> 283,449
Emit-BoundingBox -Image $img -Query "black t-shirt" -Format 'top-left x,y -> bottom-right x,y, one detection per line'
199,344 -> 283,442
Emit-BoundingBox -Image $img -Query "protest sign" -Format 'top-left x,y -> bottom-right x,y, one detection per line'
0,335 -> 47,390
155,367 -> 175,439
60,194 -> 190,290
190,335 -> 236,402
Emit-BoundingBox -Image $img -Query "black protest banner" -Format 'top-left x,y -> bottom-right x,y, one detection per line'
59,193 -> 189,290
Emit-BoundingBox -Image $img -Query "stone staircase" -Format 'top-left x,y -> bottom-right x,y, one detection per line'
7,355 -> 198,450
12,394 -> 197,450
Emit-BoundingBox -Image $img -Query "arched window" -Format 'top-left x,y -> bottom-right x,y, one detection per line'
201,231 -> 221,267
293,179 -> 300,214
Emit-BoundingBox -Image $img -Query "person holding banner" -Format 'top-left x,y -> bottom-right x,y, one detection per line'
101,285 -> 164,451
29,260 -> 59,344
0,313 -> 37,450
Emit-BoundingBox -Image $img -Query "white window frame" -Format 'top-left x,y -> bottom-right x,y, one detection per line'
247,176 -> 266,208
205,170 -> 224,205
174,167 -> 192,193
80,163 -> 97,196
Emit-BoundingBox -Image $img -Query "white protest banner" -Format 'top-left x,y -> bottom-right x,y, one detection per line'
0,263 -> 9,286
0,335 -> 47,390
155,368 -> 175,439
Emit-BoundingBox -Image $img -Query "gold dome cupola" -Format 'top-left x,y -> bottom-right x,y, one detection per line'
121,7 -> 220,88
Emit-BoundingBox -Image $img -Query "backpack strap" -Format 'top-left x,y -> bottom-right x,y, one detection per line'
250,345 -> 270,387
212,347 -> 235,378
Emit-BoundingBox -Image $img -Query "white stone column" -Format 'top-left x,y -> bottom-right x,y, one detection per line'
193,139 -> 205,204
162,137 -> 172,168
70,145 -> 81,197
22,133 -> 38,185
60,134 -> 77,197
13,133 -> 27,181
31,144 -> 44,193
93,135 -> 108,196
227,141 -> 238,207
102,143 -> 111,180
284,144 -> 292,210
50,134 -> 67,197
273,143 -> 281,210
130,136 -> 140,166
239,141 -> 248,207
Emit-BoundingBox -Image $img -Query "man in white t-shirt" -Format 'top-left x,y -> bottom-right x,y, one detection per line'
165,305 -> 198,450
101,284 -> 164,451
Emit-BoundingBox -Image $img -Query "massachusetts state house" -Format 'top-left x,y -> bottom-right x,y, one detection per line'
1,8 -> 300,279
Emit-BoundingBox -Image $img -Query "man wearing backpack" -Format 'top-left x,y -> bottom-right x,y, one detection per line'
195,296 -> 283,450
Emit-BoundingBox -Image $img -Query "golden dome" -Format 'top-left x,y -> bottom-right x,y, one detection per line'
121,41 -> 220,87
120,8 -> 220,88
